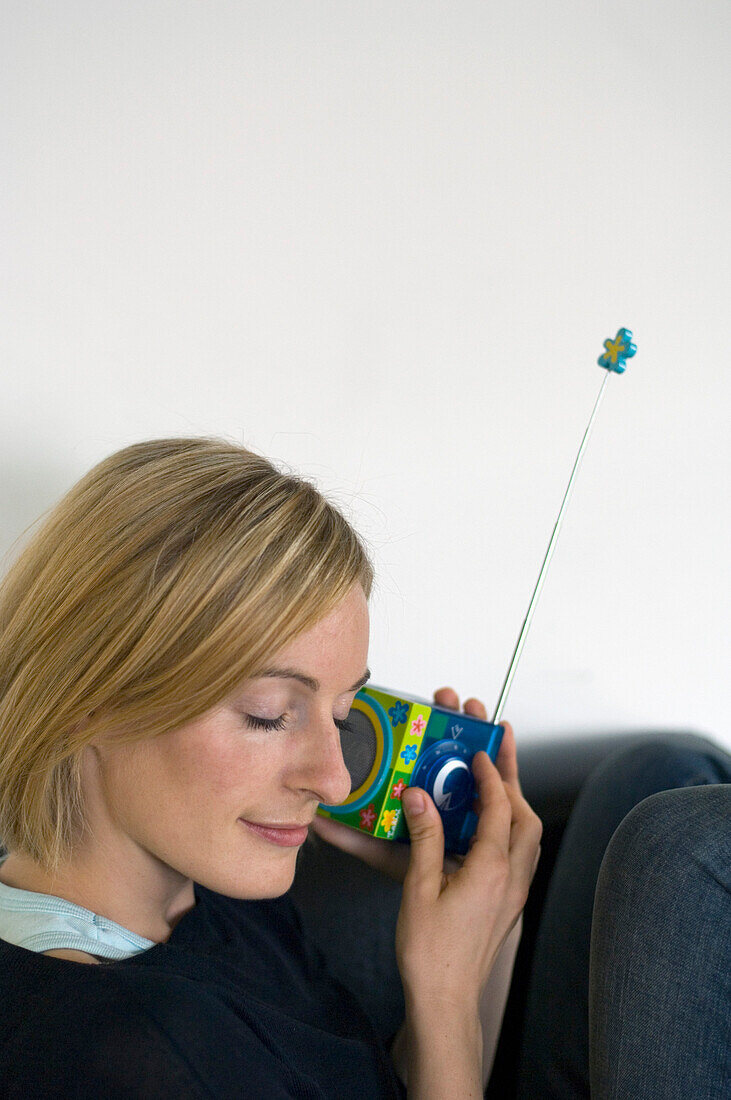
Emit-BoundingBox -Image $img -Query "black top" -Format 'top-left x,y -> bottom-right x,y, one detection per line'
0,884 -> 405,1099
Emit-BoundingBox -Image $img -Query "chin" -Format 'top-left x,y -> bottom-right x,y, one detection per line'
203,857 -> 298,902
255,855 -> 299,898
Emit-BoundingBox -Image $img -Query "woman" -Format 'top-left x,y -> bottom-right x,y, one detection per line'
0,437 -> 728,1098
0,436 -> 540,1098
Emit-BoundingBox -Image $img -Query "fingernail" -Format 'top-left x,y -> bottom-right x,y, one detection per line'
403,789 -> 425,815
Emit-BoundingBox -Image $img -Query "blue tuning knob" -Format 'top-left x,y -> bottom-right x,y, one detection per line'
411,740 -> 479,853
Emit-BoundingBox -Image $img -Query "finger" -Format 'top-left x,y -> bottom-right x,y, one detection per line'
433,686 -> 460,710
502,781 -> 544,886
460,703 -> 520,796
465,811 -> 537,863
494,721 -> 523,794
462,696 -> 487,720
466,750 -> 513,855
469,720 -> 520,814
401,786 -> 446,905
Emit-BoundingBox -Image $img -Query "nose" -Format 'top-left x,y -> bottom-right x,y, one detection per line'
297,718 -> 352,807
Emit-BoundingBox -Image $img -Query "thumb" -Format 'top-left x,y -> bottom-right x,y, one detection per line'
401,787 -> 446,904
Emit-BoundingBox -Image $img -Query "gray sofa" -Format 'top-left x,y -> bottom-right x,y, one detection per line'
290,729 -> 722,1097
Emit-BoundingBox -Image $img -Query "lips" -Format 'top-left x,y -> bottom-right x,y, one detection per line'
239,819 -> 310,847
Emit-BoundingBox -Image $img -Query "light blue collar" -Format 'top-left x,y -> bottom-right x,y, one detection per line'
0,853 -> 157,960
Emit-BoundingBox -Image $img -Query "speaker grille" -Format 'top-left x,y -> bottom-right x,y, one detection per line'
340,708 -> 378,793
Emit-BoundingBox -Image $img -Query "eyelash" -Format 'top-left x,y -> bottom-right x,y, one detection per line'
244,714 -> 354,735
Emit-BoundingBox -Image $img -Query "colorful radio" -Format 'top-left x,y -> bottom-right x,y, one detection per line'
317,685 -> 504,856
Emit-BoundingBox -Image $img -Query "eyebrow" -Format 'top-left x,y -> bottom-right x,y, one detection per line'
256,667 -> 371,693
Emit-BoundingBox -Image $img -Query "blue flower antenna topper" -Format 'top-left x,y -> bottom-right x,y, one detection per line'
598,328 -> 637,374
491,328 -> 636,724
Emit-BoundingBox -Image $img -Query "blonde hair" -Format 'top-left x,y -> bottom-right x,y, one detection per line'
0,437 -> 374,875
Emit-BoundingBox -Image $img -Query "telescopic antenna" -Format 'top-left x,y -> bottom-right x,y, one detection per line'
492,328 -> 636,725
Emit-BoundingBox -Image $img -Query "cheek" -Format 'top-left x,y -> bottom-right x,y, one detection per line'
105,717 -> 289,845
155,723 -> 281,812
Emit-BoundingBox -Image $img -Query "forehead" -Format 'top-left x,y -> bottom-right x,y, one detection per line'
255,586 -> 369,684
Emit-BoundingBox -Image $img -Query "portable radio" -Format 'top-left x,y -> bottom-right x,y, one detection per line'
318,686 -> 503,856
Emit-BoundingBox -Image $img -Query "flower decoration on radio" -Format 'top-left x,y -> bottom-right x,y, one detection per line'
359,804 -> 376,831
388,701 -> 409,727
400,744 -> 418,765
391,779 -> 407,800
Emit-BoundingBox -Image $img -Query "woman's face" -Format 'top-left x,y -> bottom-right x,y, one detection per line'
88,584 -> 370,901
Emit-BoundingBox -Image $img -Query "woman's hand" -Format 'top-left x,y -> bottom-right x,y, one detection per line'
394,701 -> 542,1010
309,687 -> 488,880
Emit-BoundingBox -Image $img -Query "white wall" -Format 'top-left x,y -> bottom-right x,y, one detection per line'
2,1 -> 729,752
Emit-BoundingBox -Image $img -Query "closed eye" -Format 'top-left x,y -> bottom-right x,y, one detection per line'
244,714 -> 355,734
244,714 -> 288,732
